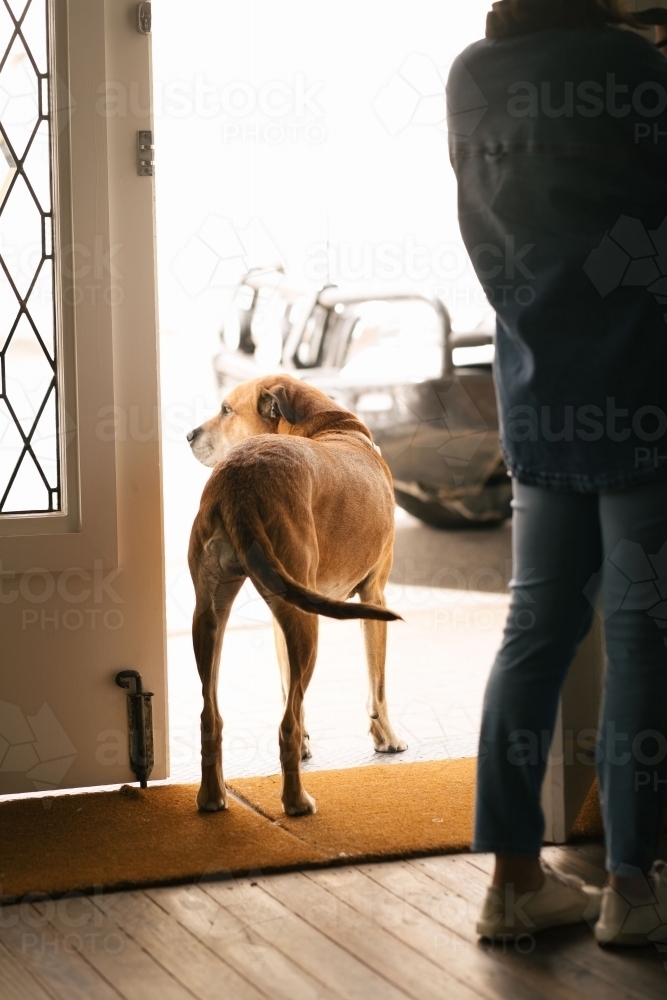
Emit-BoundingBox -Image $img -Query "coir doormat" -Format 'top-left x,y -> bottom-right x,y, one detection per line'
0,758 -> 602,901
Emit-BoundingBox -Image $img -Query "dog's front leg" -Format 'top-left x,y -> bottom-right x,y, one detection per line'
192,577 -> 244,812
272,604 -> 318,816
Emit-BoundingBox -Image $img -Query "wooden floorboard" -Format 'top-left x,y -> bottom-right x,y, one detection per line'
0,902 -> 122,1000
0,940 -> 57,1000
262,869 -> 486,1000
360,859 -> 580,1000
101,888 -> 268,1000
34,895 -> 195,1000
310,862 -> 562,1000
1,846 -> 666,1000
199,876 -> 412,1000
147,881 -> 341,1000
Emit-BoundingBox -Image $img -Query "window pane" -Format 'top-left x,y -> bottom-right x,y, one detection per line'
0,0 -> 58,515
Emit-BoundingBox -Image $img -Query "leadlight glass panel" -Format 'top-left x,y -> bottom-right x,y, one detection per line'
0,0 -> 59,514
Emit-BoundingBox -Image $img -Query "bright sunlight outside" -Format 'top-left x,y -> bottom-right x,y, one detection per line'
152,0 -> 509,782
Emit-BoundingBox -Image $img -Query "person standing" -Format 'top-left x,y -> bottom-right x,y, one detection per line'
447,0 -> 667,945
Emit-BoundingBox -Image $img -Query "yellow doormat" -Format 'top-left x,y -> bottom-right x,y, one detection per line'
0,758 -> 602,901
228,758 -> 478,859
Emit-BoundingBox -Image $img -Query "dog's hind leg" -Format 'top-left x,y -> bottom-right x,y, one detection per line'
269,603 -> 318,815
273,618 -> 312,760
190,525 -> 245,812
273,619 -> 312,760
359,577 -> 407,754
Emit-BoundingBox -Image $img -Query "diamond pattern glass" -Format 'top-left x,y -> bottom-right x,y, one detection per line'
0,0 -> 58,514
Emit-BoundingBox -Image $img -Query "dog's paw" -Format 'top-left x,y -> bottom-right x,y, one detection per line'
373,737 -> 408,754
196,786 -> 227,812
283,790 -> 317,816
370,719 -> 408,753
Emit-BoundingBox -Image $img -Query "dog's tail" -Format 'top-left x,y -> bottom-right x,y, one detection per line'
226,511 -> 400,623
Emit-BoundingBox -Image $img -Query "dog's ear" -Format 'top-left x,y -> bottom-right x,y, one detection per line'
257,385 -> 299,424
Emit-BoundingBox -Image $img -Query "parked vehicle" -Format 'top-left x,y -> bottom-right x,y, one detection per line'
214,274 -> 511,529
218,266 -> 311,373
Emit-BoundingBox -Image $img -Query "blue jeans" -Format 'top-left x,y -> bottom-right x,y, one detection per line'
473,479 -> 667,875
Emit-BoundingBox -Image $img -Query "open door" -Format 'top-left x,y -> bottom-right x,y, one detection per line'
0,0 -> 167,793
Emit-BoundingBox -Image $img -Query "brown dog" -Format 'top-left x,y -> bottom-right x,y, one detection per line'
187,374 -> 406,816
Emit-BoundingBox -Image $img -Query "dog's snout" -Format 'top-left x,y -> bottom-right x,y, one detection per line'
186,427 -> 201,444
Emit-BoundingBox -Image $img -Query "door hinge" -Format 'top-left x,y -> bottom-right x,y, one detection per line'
137,130 -> 154,176
137,2 -> 152,35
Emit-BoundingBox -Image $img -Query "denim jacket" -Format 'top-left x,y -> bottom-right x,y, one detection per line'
447,25 -> 667,492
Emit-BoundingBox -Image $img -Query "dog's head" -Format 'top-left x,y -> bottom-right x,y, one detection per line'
187,374 -> 331,467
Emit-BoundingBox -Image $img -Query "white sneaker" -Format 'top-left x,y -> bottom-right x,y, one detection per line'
595,862 -> 667,947
476,864 -> 602,940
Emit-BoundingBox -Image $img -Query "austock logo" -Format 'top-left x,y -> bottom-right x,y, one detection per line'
171,215 -> 283,298
584,538 -> 667,635
584,215 -> 667,321
0,701 -> 76,790
374,53 -> 489,138
379,381 -> 489,475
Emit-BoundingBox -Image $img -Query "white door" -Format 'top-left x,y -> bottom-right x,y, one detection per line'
0,0 -> 167,793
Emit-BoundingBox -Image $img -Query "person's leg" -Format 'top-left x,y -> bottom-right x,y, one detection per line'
598,479 -> 667,893
473,480 -> 603,890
